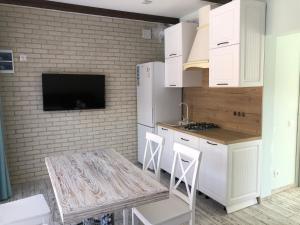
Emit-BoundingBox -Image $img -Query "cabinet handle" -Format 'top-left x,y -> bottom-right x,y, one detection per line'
217,41 -> 229,46
162,128 -> 168,131
181,159 -> 190,163
169,84 -> 177,87
181,138 -> 189,142
169,53 -> 177,57
217,83 -> 229,86
207,141 -> 218,146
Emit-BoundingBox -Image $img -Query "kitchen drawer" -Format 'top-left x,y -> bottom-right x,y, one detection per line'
174,131 -> 200,149
198,138 -> 227,150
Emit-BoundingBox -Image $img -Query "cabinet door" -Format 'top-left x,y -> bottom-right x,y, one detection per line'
164,23 -> 182,58
209,0 -> 240,49
198,139 -> 228,205
165,56 -> 182,87
209,44 -> 240,87
157,126 -> 174,174
174,131 -> 200,185
228,142 -> 260,206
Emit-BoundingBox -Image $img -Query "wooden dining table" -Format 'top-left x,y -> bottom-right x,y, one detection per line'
45,148 -> 169,225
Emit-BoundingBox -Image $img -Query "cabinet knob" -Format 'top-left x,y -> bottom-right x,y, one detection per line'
216,83 -> 229,86
169,53 -> 177,57
181,159 -> 190,163
217,41 -> 229,46
169,84 -> 177,87
181,138 -> 189,142
162,128 -> 168,131
207,141 -> 218,146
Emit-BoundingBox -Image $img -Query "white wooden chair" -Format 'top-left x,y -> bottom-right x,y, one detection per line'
142,132 -> 165,181
123,132 -> 164,225
132,142 -> 202,225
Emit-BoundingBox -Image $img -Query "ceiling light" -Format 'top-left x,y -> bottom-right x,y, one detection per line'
142,0 -> 153,4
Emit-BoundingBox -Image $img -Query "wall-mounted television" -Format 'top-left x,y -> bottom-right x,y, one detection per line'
42,73 -> 105,111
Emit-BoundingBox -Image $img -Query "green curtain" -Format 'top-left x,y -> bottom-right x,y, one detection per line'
0,98 -> 11,201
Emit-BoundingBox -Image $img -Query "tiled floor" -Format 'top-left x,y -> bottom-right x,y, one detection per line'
7,171 -> 300,225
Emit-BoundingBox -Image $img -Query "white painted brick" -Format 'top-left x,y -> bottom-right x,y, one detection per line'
0,3 -> 164,184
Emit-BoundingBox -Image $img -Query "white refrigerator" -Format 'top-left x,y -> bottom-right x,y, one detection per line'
137,62 -> 182,163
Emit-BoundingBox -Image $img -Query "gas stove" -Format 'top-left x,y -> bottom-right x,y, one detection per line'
183,122 -> 219,131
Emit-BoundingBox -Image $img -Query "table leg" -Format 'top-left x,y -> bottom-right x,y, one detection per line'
123,208 -> 129,225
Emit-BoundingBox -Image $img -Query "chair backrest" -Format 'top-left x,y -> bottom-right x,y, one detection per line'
143,132 -> 165,181
169,142 -> 202,209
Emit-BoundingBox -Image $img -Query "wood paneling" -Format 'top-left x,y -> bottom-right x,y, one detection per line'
183,70 -> 262,136
0,0 -> 179,24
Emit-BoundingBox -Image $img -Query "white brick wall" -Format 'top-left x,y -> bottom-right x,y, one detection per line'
0,4 -> 164,184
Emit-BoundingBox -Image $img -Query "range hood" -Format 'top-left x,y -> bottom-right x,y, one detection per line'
183,6 -> 210,70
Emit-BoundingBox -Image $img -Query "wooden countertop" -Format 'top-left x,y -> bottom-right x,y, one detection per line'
157,122 -> 261,145
45,149 -> 168,224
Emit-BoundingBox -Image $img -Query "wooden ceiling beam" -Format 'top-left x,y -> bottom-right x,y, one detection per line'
207,0 -> 231,4
0,0 -> 180,24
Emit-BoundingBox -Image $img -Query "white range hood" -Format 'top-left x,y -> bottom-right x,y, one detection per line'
183,5 -> 210,70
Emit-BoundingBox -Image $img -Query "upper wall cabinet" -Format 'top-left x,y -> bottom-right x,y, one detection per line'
164,22 -> 202,88
209,1 -> 240,49
164,24 -> 183,59
209,0 -> 266,87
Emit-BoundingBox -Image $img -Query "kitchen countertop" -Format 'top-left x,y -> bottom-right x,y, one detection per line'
157,122 -> 261,145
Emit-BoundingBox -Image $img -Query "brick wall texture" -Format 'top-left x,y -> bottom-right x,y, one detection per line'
0,4 -> 164,184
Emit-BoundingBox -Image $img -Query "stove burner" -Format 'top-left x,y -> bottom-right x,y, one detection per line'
184,122 -> 219,131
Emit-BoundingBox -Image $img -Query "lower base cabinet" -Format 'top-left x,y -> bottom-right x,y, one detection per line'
157,125 -> 261,213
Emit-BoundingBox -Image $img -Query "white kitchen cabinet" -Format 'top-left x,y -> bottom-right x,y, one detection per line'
157,125 -> 262,213
164,22 -> 196,61
174,131 -> 199,149
164,24 -> 182,59
164,22 -> 202,88
173,131 -> 200,185
209,0 -> 240,49
209,0 -> 266,87
157,126 -> 174,174
165,56 -> 202,88
164,57 -> 181,87
198,139 -> 228,205
209,45 -> 240,87
226,141 -> 261,213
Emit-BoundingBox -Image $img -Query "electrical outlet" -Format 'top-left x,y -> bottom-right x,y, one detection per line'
233,111 -> 246,117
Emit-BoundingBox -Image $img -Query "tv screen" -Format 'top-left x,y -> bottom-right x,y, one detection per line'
42,74 -> 105,111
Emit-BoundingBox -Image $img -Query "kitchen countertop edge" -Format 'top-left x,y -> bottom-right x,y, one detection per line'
157,122 -> 261,145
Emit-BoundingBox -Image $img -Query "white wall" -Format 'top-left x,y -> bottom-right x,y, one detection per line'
0,4 -> 164,184
262,0 -> 300,196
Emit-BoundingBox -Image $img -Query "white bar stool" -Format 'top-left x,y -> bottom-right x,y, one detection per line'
0,194 -> 50,225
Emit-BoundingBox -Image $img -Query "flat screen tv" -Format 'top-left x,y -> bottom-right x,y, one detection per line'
42,73 -> 105,111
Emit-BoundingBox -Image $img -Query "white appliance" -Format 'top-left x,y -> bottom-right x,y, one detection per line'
137,62 -> 182,164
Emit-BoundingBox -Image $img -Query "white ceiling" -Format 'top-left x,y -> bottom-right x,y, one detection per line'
48,0 -> 213,18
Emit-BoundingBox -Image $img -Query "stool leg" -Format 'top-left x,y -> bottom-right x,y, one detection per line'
132,209 -> 138,225
123,208 -> 129,225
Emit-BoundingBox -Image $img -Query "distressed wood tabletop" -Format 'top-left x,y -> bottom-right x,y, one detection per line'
45,149 -> 169,224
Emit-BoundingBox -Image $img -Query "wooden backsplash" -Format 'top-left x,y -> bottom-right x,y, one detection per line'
183,70 -> 263,136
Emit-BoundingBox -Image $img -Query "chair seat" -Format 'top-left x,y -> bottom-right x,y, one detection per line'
133,195 -> 191,225
0,194 -> 50,225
